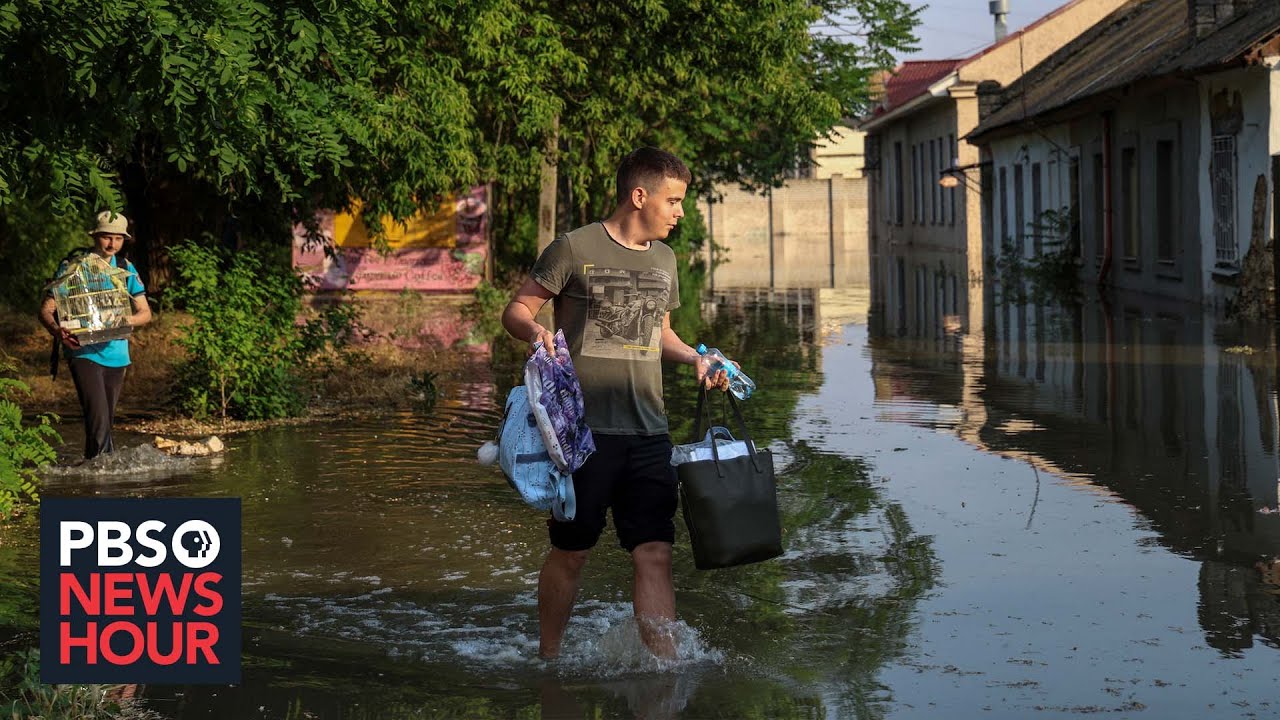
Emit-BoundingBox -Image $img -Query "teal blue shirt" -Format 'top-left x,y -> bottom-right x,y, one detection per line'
57,255 -> 146,368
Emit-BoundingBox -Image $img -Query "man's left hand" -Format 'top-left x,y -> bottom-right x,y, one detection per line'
694,356 -> 732,392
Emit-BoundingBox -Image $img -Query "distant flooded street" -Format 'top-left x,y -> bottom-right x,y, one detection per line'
5,285 -> 1280,718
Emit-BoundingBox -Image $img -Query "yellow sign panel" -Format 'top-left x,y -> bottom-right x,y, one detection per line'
331,198 -> 457,250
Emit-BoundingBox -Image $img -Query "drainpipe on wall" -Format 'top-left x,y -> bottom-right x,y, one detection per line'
1097,113 -> 1114,287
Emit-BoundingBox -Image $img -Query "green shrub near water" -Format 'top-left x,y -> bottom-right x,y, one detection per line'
0,355 -> 58,518
0,648 -> 159,719
168,241 -> 359,421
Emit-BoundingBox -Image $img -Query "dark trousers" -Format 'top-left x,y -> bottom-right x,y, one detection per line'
68,358 -> 127,459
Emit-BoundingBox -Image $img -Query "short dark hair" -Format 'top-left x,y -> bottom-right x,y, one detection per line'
616,147 -> 692,205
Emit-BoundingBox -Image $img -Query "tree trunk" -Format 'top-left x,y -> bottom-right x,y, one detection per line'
537,115 -> 559,255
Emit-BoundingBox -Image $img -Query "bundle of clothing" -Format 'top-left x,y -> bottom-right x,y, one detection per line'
479,330 -> 595,520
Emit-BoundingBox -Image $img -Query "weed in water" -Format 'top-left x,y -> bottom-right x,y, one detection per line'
407,370 -> 440,413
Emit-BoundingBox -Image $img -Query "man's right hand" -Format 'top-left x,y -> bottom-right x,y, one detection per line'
529,326 -> 555,357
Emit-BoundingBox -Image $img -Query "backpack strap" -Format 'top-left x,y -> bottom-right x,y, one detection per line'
551,469 -> 577,522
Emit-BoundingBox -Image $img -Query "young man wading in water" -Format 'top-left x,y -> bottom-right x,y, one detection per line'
502,147 -> 729,659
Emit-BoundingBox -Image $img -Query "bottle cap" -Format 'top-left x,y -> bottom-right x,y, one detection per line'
696,344 -> 707,354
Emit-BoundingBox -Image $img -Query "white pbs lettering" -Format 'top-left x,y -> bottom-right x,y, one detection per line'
98,521 -> 134,566
59,521 -> 94,567
134,520 -> 168,567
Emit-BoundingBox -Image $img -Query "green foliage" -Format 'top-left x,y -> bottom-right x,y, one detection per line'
667,196 -> 710,340
0,0 -> 476,221
0,1 -> 917,290
168,240 -> 359,420
482,0 -> 920,281
0,201 -> 89,311
0,648 -> 161,719
458,279 -> 511,346
995,207 -> 1082,305
0,355 -> 59,519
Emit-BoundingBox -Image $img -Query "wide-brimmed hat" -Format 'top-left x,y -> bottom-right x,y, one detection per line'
90,210 -> 132,240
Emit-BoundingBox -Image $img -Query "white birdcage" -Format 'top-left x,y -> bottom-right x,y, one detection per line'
44,254 -> 134,345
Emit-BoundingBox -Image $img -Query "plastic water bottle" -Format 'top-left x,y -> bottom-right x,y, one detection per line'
696,344 -> 756,400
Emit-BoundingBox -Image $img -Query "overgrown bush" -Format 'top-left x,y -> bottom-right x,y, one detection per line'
0,201 -> 89,312
460,280 -> 511,343
665,195 -> 711,339
995,207 -> 1081,305
0,648 -> 160,719
0,355 -> 59,518
167,241 -> 360,421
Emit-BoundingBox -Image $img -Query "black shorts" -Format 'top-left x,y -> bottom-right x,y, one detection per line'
548,433 -> 677,553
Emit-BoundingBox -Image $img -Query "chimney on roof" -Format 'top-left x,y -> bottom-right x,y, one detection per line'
990,0 -> 1010,41
1189,0 -> 1246,39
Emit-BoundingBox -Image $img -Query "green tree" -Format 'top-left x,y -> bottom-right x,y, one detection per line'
167,240 -> 358,420
471,0 -> 920,260
0,0 -> 916,293
0,0 -> 477,283
0,354 -> 58,518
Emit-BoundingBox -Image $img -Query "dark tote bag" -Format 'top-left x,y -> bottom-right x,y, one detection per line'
677,388 -> 783,570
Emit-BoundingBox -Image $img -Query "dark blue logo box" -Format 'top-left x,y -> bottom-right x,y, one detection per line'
40,497 -> 241,684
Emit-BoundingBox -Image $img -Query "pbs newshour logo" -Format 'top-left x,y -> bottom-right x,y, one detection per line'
40,498 -> 241,684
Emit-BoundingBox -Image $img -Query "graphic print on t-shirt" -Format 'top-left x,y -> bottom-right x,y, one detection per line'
581,266 -> 671,359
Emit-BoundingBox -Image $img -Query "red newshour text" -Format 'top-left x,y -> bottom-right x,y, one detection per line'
58,572 -> 224,665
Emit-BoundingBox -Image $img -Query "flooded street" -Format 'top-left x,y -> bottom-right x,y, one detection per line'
5,287 -> 1280,718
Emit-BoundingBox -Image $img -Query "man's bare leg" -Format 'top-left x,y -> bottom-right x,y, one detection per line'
539,548 -> 589,659
632,541 -> 677,658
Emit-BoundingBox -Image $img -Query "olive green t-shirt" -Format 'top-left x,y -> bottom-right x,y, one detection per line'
532,222 -> 681,435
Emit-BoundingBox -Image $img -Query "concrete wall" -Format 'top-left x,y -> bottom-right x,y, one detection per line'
812,125 -> 865,179
701,175 -> 868,289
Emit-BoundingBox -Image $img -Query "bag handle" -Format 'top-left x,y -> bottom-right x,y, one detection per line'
695,387 -> 764,477
692,383 -> 715,443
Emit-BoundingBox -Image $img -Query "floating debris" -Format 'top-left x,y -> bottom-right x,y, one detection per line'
153,435 -> 226,457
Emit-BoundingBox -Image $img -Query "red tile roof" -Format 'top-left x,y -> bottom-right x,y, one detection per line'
875,60 -> 965,116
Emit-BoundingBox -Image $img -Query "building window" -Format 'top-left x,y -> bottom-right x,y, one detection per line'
912,144 -> 920,224
1156,140 -> 1176,263
1211,134 -> 1237,264
931,136 -> 942,221
1121,146 -> 1139,259
1014,164 -> 1025,254
893,141 -> 904,225
924,141 -> 932,224
1031,162 -> 1043,254
948,134 -> 957,226
1092,153 -> 1105,260
999,167 -> 1009,246
1069,153 -> 1082,259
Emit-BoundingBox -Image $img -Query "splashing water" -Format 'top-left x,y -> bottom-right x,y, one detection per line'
43,443 -> 224,478
556,601 -> 725,676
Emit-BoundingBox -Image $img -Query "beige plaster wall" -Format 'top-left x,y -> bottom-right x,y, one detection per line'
701,176 -> 869,289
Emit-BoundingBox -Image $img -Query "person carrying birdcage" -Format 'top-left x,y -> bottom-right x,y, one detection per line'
37,211 -> 152,459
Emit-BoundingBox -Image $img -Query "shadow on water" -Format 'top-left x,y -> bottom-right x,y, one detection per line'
0,288 -> 936,720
